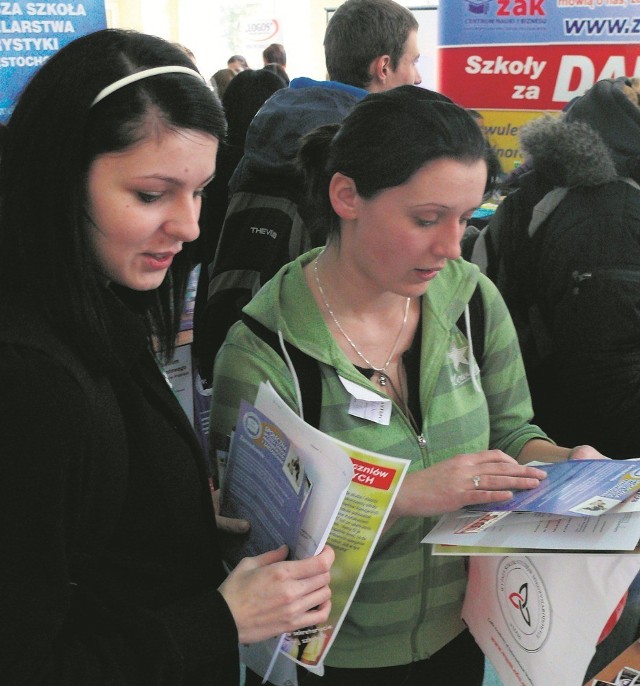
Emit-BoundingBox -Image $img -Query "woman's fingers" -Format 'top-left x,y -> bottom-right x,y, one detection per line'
219,545 -> 335,644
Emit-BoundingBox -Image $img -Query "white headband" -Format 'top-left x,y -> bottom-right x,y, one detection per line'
91,66 -> 206,107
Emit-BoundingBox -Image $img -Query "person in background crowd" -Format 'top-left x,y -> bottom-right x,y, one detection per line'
263,42 -> 287,69
468,76 -> 640,458
263,61 -> 290,86
193,0 -> 423,387
227,54 -> 249,74
0,28 -> 334,686
195,66 -> 288,285
262,43 -> 288,82
210,85 -> 606,686
210,67 -> 236,101
498,95 -> 582,193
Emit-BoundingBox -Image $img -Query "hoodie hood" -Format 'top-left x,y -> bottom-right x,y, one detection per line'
520,77 -> 640,188
230,80 -> 365,193
565,76 -> 640,178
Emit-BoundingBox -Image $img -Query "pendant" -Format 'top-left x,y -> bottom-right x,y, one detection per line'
377,373 -> 387,386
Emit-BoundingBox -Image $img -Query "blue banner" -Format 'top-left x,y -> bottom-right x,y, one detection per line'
440,0 -> 640,47
0,1 -> 107,123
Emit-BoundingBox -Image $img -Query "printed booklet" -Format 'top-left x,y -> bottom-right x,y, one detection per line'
465,460 -> 640,518
219,382 -> 409,685
423,461 -> 640,555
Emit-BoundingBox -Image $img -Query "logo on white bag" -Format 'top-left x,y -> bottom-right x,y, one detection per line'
497,557 -> 551,652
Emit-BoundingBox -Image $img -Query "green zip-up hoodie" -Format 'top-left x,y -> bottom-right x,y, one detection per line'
210,248 -> 548,669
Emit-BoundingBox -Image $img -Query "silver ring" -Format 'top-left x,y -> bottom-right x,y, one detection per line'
472,475 -> 481,489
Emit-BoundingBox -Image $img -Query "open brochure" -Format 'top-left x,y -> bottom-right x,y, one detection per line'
424,508 -> 640,555
220,399 -> 336,568
423,463 -> 640,556
219,382 -> 409,684
465,460 -> 640,517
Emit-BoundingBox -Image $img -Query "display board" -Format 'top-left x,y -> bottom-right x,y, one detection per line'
438,0 -> 640,170
0,1 -> 107,123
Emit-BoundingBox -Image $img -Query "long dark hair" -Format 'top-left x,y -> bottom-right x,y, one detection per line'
297,85 -> 494,245
222,68 -> 287,148
0,29 -> 227,367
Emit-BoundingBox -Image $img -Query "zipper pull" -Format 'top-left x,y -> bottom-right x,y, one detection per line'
571,270 -> 592,295
417,434 -> 427,448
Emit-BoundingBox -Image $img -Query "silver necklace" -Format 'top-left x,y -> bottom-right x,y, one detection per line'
313,255 -> 410,386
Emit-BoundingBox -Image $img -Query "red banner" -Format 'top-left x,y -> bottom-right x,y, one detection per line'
440,43 -> 640,110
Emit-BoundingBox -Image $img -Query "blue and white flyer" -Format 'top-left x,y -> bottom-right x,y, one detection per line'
219,400 -> 313,568
466,460 -> 640,517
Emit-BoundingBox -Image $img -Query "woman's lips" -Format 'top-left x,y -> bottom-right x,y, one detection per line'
414,267 -> 440,282
142,252 -> 176,270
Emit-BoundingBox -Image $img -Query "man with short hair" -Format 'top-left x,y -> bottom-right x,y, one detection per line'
194,0 -> 423,384
226,54 -> 248,74
324,0 -> 421,92
262,42 -> 286,68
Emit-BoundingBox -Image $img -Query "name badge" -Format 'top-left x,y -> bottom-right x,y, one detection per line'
338,376 -> 392,426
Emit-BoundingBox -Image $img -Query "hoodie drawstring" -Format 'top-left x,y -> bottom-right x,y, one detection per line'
277,329 -> 305,419
464,303 -> 483,393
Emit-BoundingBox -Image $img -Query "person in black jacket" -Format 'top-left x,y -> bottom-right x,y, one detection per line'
196,67 -> 288,271
0,29 -> 333,686
469,76 -> 640,458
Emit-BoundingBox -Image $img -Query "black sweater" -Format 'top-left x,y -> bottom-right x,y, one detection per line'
0,289 -> 239,685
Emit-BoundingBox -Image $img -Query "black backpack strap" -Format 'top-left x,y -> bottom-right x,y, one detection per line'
241,314 -> 322,429
456,284 -> 485,366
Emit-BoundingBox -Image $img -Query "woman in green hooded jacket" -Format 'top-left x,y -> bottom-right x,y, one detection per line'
210,86 -> 605,686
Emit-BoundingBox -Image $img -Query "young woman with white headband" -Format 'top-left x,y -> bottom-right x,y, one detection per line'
0,29 -> 333,686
